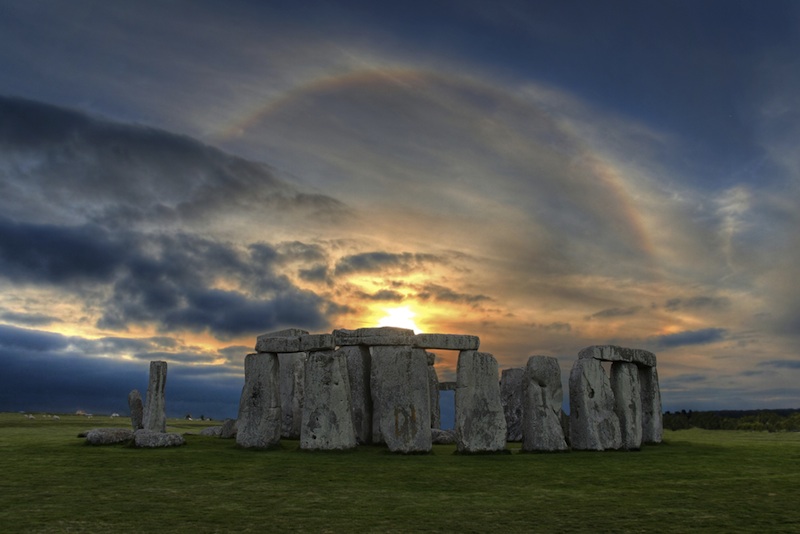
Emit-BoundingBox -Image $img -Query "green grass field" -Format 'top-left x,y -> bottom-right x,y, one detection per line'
1,413 -> 799,533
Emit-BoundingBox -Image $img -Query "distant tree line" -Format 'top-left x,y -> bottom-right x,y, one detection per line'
663,409 -> 800,432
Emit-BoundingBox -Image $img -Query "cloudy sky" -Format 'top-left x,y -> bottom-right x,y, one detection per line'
1,0 -> 799,418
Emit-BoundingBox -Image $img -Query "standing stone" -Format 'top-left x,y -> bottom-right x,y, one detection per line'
341,345 -> 373,444
370,346 -> 431,453
522,356 -> 568,452
500,368 -> 524,442
236,353 -> 281,449
279,352 -> 307,439
454,350 -> 507,453
569,358 -> 621,451
427,352 -> 441,429
301,350 -> 357,450
128,389 -> 144,431
639,365 -> 663,444
143,361 -> 167,433
611,361 -> 643,450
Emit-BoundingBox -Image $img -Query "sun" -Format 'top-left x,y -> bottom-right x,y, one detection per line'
376,306 -> 421,334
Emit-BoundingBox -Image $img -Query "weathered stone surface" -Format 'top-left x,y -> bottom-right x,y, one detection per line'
639,366 -> 663,444
370,346 -> 431,453
301,350 -> 357,450
500,368 -> 524,442
427,352 -> 441,429
413,333 -> 480,351
569,358 -> 622,451
85,428 -> 134,445
143,361 -> 167,433
578,345 -> 657,368
341,345 -> 372,444
611,362 -> 642,450
279,352 -> 306,439
521,356 -> 568,452
236,353 -> 281,449
431,428 -> 456,445
334,327 -> 415,347
255,328 -> 309,352
133,429 -> 185,448
219,418 -> 238,439
128,389 -> 144,431
200,425 -> 223,437
300,334 -> 335,352
455,350 -> 507,453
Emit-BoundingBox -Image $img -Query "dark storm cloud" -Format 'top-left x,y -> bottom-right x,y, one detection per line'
0,311 -> 62,327
354,289 -> 405,302
0,217 -> 330,339
651,328 -> 727,349
0,218 -> 125,284
298,265 -> 330,283
0,324 -> 241,418
0,96 -> 349,229
758,360 -> 800,370
333,252 -> 442,276
415,283 -> 491,306
664,296 -> 731,311
587,306 -> 643,320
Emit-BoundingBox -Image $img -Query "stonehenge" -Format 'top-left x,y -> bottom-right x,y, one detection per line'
118,331 -> 661,457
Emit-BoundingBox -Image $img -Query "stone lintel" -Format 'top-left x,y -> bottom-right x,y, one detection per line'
333,327 -> 415,346
299,334 -> 335,352
578,345 -> 657,368
254,329 -> 309,352
413,333 -> 479,351
257,334 -> 334,353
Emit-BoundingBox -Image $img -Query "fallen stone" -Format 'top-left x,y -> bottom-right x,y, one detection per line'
578,345 -> 657,368
255,328 -> 309,352
639,366 -> 663,444
341,345 -> 373,444
500,368 -> 524,442
143,361 -> 167,433
427,352 -> 441,429
128,389 -> 144,431
301,350 -> 357,450
134,429 -> 185,448
236,353 -> 281,449
522,356 -> 568,452
334,327 -> 415,347
611,361 -> 643,450
85,428 -> 134,445
431,428 -> 456,445
219,418 -> 238,439
569,358 -> 622,451
200,425 -> 223,437
413,333 -> 480,351
455,350 -> 507,453
279,352 -> 307,439
370,345 -> 431,453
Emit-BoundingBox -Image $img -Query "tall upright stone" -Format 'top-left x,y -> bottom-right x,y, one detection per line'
279,352 -> 307,439
611,361 -> 642,450
128,389 -> 144,431
341,345 -> 372,444
301,350 -> 357,450
143,361 -> 167,433
427,352 -> 441,430
500,368 -> 524,442
454,350 -> 507,453
639,366 -> 663,444
236,352 -> 281,449
370,345 -> 431,453
522,356 -> 568,452
569,358 -> 621,451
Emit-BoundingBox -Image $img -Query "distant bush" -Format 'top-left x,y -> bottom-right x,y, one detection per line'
664,409 -> 800,432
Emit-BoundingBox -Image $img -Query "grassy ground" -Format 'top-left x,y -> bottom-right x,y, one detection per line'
1,413 -> 799,533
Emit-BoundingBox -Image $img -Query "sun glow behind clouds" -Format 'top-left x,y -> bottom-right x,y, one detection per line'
376,306 -> 421,333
